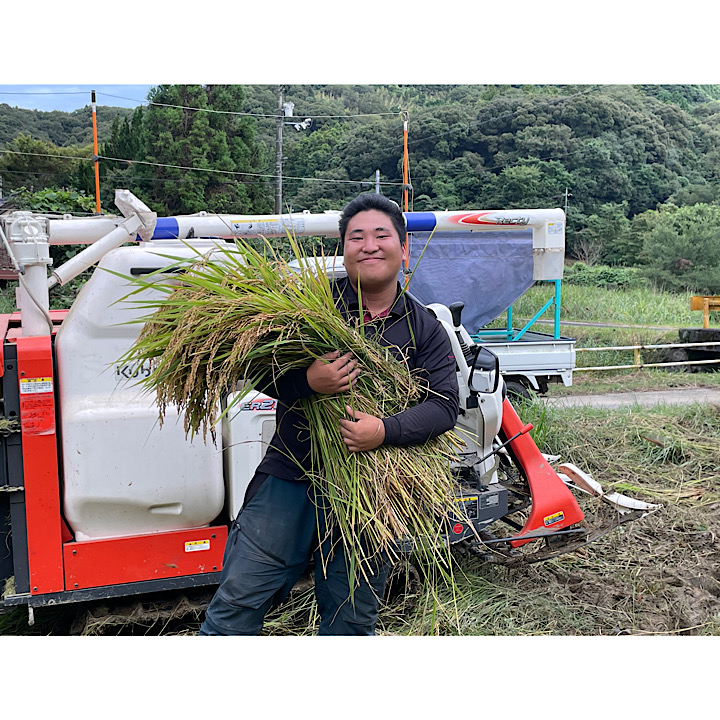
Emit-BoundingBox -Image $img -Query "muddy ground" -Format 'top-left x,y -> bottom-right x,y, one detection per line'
5,498 -> 719,636
480,496 -> 720,636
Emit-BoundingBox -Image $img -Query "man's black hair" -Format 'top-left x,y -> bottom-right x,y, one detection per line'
338,193 -> 407,247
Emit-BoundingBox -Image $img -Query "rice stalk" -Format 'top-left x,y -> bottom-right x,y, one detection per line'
118,236 -> 466,598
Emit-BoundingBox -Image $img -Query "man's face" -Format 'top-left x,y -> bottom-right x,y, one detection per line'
342,209 -> 407,293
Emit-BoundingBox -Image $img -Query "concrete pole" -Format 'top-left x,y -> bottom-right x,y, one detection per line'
275,87 -> 283,214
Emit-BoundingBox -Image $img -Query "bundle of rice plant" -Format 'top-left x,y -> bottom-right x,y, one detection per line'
118,237 -> 465,591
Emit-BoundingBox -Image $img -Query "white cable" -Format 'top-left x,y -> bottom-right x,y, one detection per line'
0,149 -> 405,188
0,221 -> 54,333
0,223 -> 22,275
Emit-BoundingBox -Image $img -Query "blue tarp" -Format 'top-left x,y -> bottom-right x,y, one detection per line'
406,230 -> 535,332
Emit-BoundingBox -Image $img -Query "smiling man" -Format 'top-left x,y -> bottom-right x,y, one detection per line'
343,206 -> 407,311
199,193 -> 459,636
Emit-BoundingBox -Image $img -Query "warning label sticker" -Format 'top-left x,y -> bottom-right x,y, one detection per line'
185,540 -> 210,553
543,511 -> 565,527
19,393 -> 56,436
20,377 -> 53,394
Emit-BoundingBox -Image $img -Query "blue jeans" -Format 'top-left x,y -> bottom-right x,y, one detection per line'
199,474 -> 390,635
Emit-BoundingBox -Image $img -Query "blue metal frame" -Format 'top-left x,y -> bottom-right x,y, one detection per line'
472,279 -> 562,341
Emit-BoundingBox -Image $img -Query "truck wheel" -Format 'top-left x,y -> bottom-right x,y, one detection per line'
505,380 -> 534,403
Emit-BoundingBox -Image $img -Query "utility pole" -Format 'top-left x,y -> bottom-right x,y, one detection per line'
375,169 -> 380,194
564,187 -> 571,216
92,90 -> 101,214
274,88 -> 312,213
275,86 -> 284,214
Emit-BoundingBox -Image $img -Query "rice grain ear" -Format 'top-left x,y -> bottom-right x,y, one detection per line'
119,236 -> 466,596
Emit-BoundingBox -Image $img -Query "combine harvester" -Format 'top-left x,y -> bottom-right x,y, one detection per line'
0,191 -> 659,624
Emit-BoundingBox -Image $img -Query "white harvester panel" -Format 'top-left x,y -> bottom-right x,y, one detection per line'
54,240 -> 225,541
222,391 -> 277,521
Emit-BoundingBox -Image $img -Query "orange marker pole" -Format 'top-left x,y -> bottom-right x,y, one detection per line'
92,90 -> 101,214
402,113 -> 410,287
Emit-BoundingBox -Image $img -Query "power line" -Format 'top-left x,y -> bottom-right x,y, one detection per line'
0,91 -> 88,97
0,148 -> 404,189
4,86 -> 717,205
98,154 -> 405,187
98,92 -> 403,119
0,116 -> 702,197
0,149 -> 92,162
1,89 -> 405,119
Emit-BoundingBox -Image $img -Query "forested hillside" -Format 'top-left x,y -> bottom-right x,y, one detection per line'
0,103 -> 131,147
3,84 -> 720,291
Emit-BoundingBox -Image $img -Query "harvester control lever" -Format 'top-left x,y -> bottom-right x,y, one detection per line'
448,301 -> 476,362
478,423 -> 533,464
449,302 -> 464,328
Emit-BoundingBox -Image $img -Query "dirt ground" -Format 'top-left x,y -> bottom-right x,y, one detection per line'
498,496 -> 720,635
458,397 -> 720,637
6,497 -> 719,636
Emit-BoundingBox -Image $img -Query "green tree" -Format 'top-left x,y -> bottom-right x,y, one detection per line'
640,203 -> 720,292
574,201 -> 631,265
9,83 -> 720,257
116,85 -> 271,216
287,166 -> 357,213
0,134 -> 93,193
0,102 -> 131,148
284,123 -> 348,186
486,158 -> 571,210
99,107 -> 146,207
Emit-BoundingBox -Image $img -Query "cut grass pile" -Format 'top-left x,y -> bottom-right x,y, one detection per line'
256,399 -> 720,636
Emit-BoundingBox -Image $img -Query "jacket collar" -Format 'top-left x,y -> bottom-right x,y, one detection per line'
335,277 -> 410,318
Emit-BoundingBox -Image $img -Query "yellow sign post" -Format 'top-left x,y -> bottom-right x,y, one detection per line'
690,296 -> 720,329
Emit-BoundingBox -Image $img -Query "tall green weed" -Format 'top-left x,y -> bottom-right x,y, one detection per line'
563,262 -> 646,290
514,281 -> 699,327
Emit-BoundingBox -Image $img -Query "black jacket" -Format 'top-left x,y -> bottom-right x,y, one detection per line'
254,277 -> 459,482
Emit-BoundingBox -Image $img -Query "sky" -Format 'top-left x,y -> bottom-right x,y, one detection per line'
0,85 -> 154,112
0,6 -> 715,116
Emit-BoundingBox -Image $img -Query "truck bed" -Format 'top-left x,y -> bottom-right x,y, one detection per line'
473,329 -> 576,385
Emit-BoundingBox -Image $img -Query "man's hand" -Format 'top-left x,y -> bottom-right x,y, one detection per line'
306,351 -> 360,395
339,405 -> 385,452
